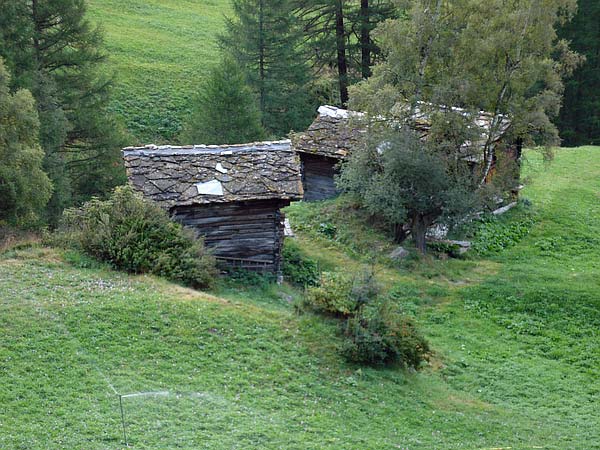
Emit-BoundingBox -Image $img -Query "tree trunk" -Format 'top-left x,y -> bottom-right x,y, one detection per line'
393,222 -> 407,243
258,0 -> 266,118
360,0 -> 371,79
335,0 -> 349,105
412,214 -> 427,254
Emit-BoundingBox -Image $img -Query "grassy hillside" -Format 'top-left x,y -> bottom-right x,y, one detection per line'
1,147 -> 599,448
86,0 -> 231,144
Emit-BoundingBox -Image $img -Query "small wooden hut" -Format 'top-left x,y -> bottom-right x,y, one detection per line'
291,106 -> 364,201
122,140 -> 303,273
292,105 -> 520,201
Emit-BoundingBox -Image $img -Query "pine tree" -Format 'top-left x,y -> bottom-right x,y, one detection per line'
557,0 -> 600,145
220,0 -> 316,136
181,57 -> 266,145
293,0 -> 396,105
0,58 -> 52,225
0,0 -> 127,222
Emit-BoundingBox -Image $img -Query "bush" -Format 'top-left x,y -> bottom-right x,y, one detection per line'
340,303 -> 430,367
304,272 -> 356,316
282,240 -> 320,286
304,268 -> 379,316
58,186 -> 217,289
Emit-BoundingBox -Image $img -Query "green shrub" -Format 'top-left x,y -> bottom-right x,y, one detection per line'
426,240 -> 463,258
304,268 -> 379,316
340,303 -> 430,367
282,240 -> 320,286
58,186 -> 217,289
318,222 -> 337,239
304,272 -> 356,316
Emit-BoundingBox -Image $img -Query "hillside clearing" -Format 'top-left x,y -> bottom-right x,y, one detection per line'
86,0 -> 231,144
1,147 -> 599,448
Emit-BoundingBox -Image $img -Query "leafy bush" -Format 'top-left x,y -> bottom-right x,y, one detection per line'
225,268 -> 277,287
282,240 -> 320,286
340,303 -> 430,367
304,272 -> 356,316
304,268 -> 379,316
472,215 -> 534,255
318,222 -> 337,239
426,240 -> 462,258
58,186 -> 217,288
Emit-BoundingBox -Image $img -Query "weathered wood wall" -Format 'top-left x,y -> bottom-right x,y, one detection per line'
301,153 -> 340,201
170,199 -> 289,273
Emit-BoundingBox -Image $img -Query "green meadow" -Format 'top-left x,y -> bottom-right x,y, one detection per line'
86,0 -> 231,144
1,147 -> 599,448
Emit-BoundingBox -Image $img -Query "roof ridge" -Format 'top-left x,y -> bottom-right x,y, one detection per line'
123,139 -> 291,152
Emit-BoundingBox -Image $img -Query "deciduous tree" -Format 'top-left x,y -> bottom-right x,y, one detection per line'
343,0 -> 580,253
0,58 -> 52,225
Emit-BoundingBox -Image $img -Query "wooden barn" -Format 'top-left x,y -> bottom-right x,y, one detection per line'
292,105 -> 520,201
122,140 -> 303,273
291,106 -> 364,201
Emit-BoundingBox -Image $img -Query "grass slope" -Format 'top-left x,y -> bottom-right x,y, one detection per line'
86,0 -> 231,144
1,147 -> 599,448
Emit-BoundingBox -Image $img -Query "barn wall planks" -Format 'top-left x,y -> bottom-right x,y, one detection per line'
301,153 -> 340,201
170,199 -> 289,273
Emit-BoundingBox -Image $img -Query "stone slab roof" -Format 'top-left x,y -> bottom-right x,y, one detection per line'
290,106 -> 366,160
122,140 -> 303,208
292,105 -> 511,161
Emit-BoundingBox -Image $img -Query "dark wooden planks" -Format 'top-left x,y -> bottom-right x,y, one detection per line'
301,153 -> 340,202
170,199 -> 289,273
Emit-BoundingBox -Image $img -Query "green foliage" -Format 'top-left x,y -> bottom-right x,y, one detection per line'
341,303 -> 430,367
318,222 -> 337,239
0,59 -> 52,226
58,186 -> 216,288
293,0 -> 397,103
304,267 -> 380,315
221,0 -> 316,136
0,0 -> 128,223
338,129 -> 481,253
350,0 -> 581,187
282,240 -> 320,286
304,272 -> 356,316
471,215 -> 534,255
224,268 -> 277,287
180,57 -> 266,145
426,240 -> 462,257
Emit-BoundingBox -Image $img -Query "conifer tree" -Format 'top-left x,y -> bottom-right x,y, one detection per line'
0,0 -> 127,222
557,0 -> 600,145
181,57 -> 266,145
220,0 -> 316,136
293,0 -> 396,105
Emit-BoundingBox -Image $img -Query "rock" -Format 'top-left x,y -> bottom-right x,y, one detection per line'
284,218 -> 294,237
429,239 -> 472,255
492,201 -> 517,216
427,223 -> 449,239
389,246 -> 410,260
